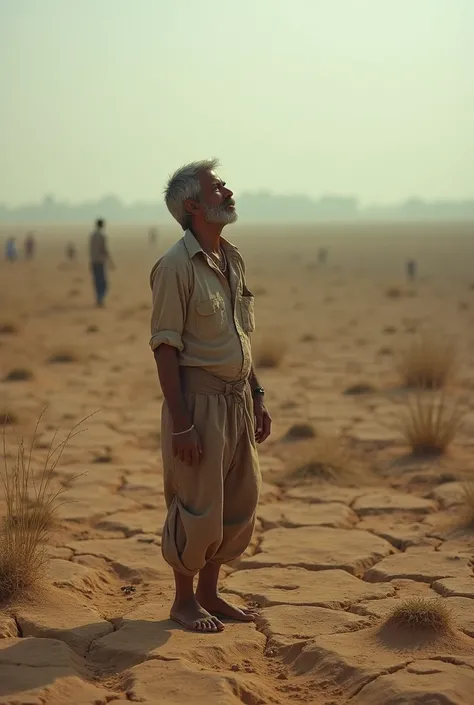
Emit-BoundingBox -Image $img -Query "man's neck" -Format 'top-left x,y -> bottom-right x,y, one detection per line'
189,223 -> 224,254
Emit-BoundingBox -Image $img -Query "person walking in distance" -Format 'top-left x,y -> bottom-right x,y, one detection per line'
24,231 -> 36,260
150,159 -> 272,632
89,218 -> 114,307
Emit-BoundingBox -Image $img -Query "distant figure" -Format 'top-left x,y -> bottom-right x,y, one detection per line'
318,247 -> 328,265
66,242 -> 76,262
149,227 -> 158,246
406,259 -> 417,281
24,231 -> 36,260
89,219 -> 114,307
5,237 -> 17,262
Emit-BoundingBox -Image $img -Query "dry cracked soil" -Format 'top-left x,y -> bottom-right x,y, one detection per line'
2,223 -> 474,704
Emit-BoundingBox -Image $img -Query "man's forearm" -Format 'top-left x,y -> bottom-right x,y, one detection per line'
248,365 -> 260,390
154,345 -> 192,432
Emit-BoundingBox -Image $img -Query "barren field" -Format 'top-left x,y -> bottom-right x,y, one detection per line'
1,221 -> 474,704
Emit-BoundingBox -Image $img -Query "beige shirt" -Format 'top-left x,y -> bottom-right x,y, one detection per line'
89,230 -> 108,264
149,230 -> 255,382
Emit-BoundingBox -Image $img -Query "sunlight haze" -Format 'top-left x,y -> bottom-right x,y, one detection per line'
1,0 -> 473,206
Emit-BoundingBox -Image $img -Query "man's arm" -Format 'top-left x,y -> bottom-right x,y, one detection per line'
248,364 -> 272,444
154,345 -> 192,432
248,365 -> 259,392
150,263 -> 201,465
103,235 -> 115,269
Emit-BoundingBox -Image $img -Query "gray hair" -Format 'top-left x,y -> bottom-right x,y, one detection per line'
164,158 -> 220,229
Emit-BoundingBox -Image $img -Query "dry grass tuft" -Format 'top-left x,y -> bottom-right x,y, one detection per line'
255,338 -> 287,369
386,287 -> 403,299
4,368 -> 33,382
0,415 -> 81,604
288,436 -> 355,484
48,350 -> 78,364
397,390 -> 464,456
459,483 -> 474,527
344,383 -> 376,396
397,335 -> 457,389
282,423 -> 316,442
386,598 -> 452,631
0,410 -> 18,426
0,323 -> 17,335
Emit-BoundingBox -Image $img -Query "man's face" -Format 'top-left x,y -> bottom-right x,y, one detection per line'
197,170 -> 237,225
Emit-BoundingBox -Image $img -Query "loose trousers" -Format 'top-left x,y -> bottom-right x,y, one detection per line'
161,367 -> 261,576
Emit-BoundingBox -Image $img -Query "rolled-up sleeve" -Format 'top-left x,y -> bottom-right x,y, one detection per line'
149,265 -> 188,352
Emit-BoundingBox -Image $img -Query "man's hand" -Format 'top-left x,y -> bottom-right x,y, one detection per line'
254,397 -> 272,444
172,426 -> 203,466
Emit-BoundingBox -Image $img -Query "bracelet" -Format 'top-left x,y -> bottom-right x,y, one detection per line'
172,424 -> 195,437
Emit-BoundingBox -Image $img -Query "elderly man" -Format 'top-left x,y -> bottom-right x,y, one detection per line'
150,159 -> 271,632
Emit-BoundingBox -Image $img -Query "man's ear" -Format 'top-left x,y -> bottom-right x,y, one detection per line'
183,198 -> 200,215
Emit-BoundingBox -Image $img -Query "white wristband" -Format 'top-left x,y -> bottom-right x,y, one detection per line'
172,424 -> 195,437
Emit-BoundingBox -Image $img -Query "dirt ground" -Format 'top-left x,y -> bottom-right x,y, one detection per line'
1,221 -> 474,704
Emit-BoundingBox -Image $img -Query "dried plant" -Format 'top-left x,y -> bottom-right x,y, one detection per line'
387,597 -> 452,631
397,390 -> 464,456
397,335 -> 457,389
0,413 -> 85,603
288,436 -> 355,484
0,410 -> 17,426
4,368 -> 33,382
460,482 -> 474,527
48,350 -> 78,364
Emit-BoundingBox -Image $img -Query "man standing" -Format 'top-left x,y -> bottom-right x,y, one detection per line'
24,231 -> 36,260
89,218 -> 114,307
150,159 -> 271,632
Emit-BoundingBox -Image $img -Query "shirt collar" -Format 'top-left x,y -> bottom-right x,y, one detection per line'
183,229 -> 238,259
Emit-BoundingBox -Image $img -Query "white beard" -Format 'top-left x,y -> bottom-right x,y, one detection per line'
204,203 -> 238,225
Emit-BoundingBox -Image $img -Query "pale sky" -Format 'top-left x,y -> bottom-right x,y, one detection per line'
1,0 -> 473,206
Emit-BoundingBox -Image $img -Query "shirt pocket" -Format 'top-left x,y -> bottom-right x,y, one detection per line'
195,296 -> 226,339
239,292 -> 256,333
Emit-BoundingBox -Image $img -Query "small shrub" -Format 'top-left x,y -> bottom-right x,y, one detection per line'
289,436 -> 353,483
386,287 -> 403,299
0,324 -> 17,335
255,338 -> 286,369
86,325 -> 99,333
283,424 -> 316,442
0,411 -> 17,426
397,335 -> 456,389
344,383 -> 376,396
386,597 -> 451,631
0,416 -> 79,603
460,483 -> 474,527
397,390 -> 463,456
4,368 -> 33,382
48,351 -> 77,364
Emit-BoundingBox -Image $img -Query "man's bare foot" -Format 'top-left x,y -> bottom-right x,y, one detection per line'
196,592 -> 257,622
170,596 -> 225,632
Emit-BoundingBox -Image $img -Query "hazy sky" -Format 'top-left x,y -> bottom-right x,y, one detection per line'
1,0 -> 473,206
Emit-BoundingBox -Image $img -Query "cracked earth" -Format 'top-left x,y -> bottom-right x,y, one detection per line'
2,225 -> 474,704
